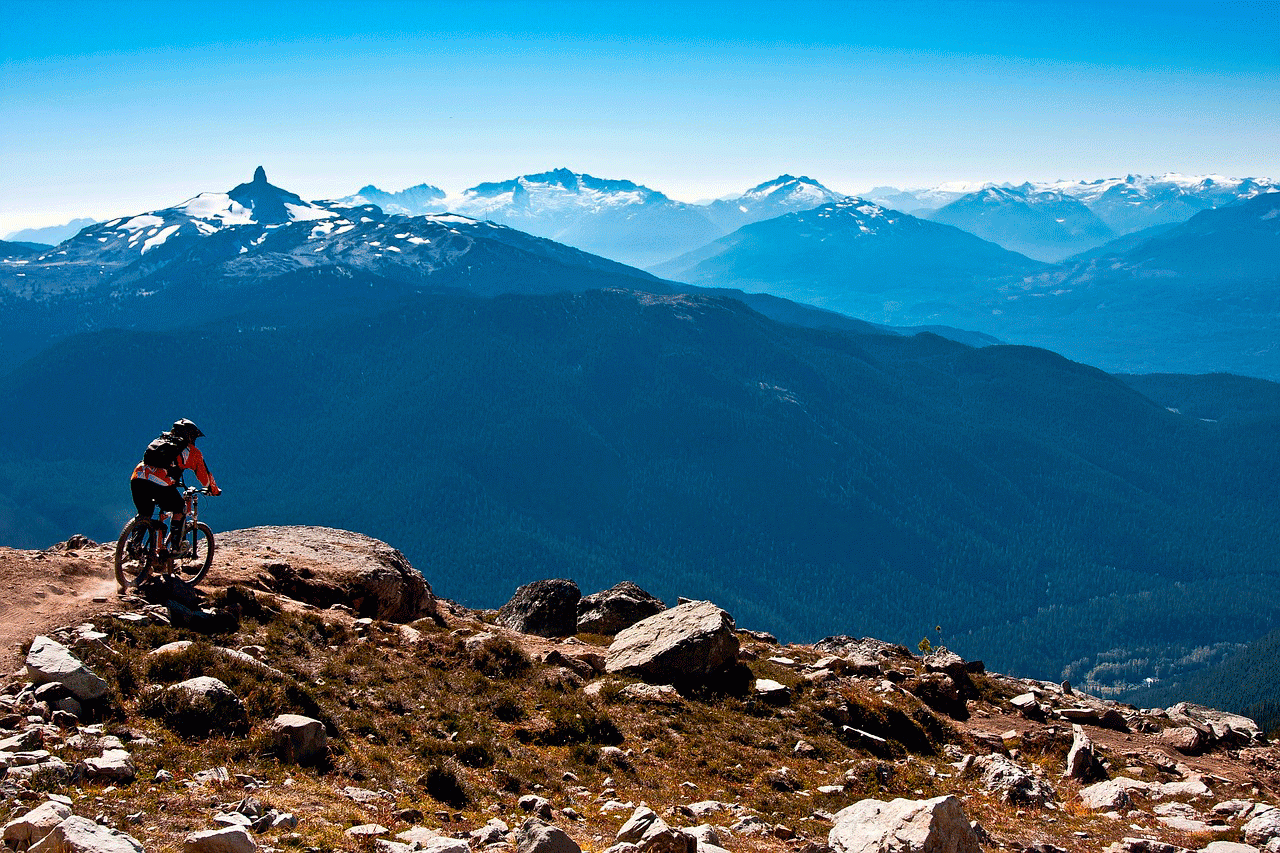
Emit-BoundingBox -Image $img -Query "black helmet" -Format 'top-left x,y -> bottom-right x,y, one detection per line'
172,419 -> 205,441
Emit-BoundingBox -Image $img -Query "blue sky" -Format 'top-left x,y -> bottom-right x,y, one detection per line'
3,0 -> 1278,234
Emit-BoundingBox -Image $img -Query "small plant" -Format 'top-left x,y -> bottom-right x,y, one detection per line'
918,637 -> 933,654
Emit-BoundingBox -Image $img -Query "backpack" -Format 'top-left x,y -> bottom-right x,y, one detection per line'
142,432 -> 188,478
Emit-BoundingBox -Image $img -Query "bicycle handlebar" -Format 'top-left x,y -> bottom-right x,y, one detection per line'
183,487 -> 215,496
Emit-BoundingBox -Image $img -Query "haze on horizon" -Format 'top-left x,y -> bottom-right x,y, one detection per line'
3,0 -> 1278,236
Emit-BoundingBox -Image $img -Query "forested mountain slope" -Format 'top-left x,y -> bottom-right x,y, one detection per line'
1,289 -> 1277,693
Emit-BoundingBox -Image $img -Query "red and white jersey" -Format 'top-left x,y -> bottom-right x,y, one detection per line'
131,444 -> 217,490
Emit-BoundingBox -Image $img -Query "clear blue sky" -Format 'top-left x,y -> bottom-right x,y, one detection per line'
3,0 -> 1278,234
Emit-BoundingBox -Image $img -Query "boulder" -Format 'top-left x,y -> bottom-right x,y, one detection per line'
754,679 -> 792,705
1064,724 -> 1106,782
217,526 -> 438,623
1077,779 -> 1137,811
83,749 -> 136,783
606,601 -> 739,686
973,754 -> 1057,806
183,826 -> 257,853
1160,726 -> 1208,755
577,582 -> 666,635
829,795 -> 981,853
267,714 -> 328,765
1168,702 -> 1262,743
25,637 -> 109,702
516,819 -> 580,853
1245,809 -> 1280,846
28,817 -> 145,853
497,579 -> 581,637
154,677 -> 249,737
616,807 -> 694,853
3,801 -> 73,849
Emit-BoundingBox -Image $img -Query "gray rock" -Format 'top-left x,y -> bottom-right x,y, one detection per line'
754,679 -> 791,705
471,819 -> 510,847
25,637 -> 108,702
1160,726 -> 1209,755
617,807 -> 664,844
1064,724 -> 1106,782
347,825 -> 391,840
577,582 -> 666,635
267,714 -> 328,765
3,801 -> 73,849
1077,779 -> 1136,811
497,579 -> 582,638
829,796 -> 981,853
218,526 -> 438,623
619,684 -> 682,704
605,601 -> 739,685
1245,809 -> 1280,846
1202,843 -> 1261,853
28,817 -> 145,853
516,819 -> 580,853
156,677 -> 249,737
519,796 -> 554,820
183,826 -> 257,853
974,754 -> 1056,806
419,836 -> 472,853
83,749 -> 136,783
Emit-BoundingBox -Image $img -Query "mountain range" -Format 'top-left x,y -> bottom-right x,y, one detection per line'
337,171 -> 846,268
921,186 -> 1115,262
657,189 -> 1280,379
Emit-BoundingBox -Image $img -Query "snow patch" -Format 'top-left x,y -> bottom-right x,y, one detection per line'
141,224 -> 181,254
120,214 -> 165,231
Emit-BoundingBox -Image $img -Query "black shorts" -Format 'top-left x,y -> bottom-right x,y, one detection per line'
131,478 -> 184,517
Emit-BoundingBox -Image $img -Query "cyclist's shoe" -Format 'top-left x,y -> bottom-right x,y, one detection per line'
173,541 -> 193,557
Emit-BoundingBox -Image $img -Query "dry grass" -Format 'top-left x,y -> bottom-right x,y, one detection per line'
1,590 -> 1265,853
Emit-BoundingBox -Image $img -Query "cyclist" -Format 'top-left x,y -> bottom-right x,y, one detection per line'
130,419 -> 221,557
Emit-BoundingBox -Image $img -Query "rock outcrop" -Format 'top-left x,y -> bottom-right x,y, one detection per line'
577,582 -> 666,635
217,526 -> 438,623
605,600 -> 739,686
829,795 -> 981,853
497,579 -> 581,637
25,637 -> 109,702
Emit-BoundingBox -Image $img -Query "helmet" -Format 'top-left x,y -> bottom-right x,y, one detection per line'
172,419 -> 205,441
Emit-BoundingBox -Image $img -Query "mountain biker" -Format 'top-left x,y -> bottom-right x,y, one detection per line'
130,419 -> 221,556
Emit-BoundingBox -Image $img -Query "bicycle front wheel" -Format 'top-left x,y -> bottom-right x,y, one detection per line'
173,522 -> 214,585
114,516 -> 152,592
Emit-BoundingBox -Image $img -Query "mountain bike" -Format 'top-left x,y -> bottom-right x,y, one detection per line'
114,486 -> 215,592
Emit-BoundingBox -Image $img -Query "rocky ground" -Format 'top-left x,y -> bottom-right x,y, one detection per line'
1,526 -> 1279,853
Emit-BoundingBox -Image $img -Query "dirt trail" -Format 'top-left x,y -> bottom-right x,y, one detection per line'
0,542 -> 120,670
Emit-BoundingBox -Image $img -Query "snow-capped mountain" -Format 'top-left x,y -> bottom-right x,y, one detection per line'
867,174 -> 1277,235
703,175 -> 846,232
651,197 -> 1045,324
862,182 -> 992,212
436,168 -> 722,268
925,186 -> 1115,262
334,183 -> 447,216
336,171 -> 847,268
0,168 -> 671,367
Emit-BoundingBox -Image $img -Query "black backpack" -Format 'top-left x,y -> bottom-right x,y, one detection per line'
142,432 -> 188,478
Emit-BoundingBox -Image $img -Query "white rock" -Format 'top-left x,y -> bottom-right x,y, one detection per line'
84,749 -> 135,782
183,825 -> 257,853
25,638 -> 108,702
1245,809 -> 1280,846
267,714 -> 327,765
30,816 -> 145,853
829,796 -> 980,853
2,801 -> 73,849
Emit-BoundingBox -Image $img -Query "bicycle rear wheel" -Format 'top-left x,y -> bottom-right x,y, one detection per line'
113,516 -> 154,592
173,522 -> 214,585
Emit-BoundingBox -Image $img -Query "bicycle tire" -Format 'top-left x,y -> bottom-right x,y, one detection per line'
172,522 -> 214,585
113,516 -> 153,592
